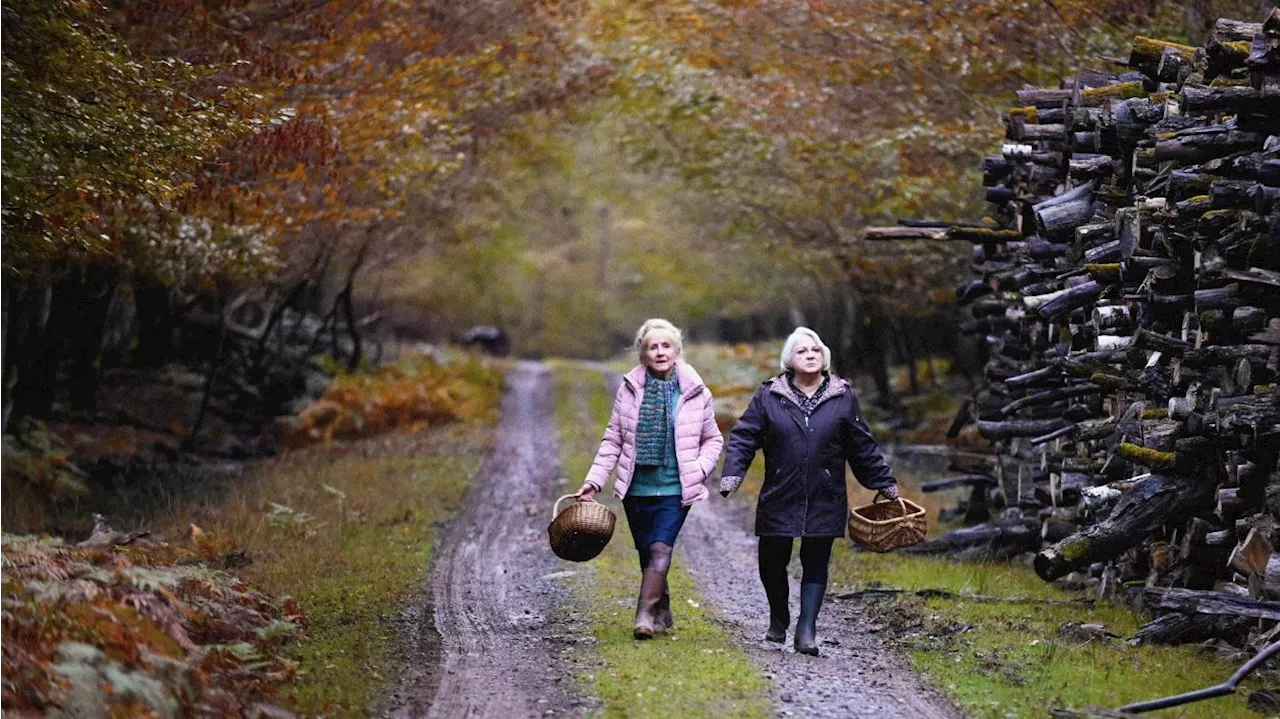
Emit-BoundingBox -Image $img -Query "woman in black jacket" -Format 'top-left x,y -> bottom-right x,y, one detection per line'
719,327 -> 900,656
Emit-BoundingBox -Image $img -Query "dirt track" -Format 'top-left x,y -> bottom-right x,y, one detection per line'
380,362 -> 589,718
384,363 -> 960,718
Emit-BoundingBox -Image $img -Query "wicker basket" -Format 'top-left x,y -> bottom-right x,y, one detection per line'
548,493 -> 616,562
848,497 -> 927,552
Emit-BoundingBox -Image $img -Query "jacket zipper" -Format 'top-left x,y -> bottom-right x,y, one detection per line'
803,412 -> 810,534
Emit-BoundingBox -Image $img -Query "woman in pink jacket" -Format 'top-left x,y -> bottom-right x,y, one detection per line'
577,318 -> 724,639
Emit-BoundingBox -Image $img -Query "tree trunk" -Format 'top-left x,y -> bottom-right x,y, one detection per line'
854,295 -> 894,408
133,278 -> 176,368
0,272 -> 10,429
62,262 -> 118,411
13,265 -> 90,418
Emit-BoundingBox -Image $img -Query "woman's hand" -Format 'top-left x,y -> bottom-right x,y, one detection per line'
577,483 -> 598,502
877,484 -> 900,500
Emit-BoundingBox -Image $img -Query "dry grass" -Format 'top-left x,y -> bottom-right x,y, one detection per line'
139,355 -> 504,716
148,421 -> 498,715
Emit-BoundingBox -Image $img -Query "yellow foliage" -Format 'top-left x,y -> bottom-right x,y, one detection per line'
282,355 -> 502,447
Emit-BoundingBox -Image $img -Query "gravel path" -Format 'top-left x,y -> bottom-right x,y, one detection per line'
380,362 -> 589,718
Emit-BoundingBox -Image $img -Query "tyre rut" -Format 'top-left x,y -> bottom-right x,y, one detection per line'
382,362 -> 587,718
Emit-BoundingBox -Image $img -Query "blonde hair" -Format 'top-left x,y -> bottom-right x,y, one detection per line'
780,326 -> 831,373
634,318 -> 684,364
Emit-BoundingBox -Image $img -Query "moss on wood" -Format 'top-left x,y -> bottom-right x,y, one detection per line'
1116,442 -> 1178,472
1081,81 -> 1146,107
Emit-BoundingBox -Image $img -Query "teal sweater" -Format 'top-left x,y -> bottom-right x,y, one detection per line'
630,383 -> 681,497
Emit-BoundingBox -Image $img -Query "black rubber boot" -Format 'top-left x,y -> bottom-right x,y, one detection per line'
763,575 -> 790,643
759,538 -> 791,643
794,582 -> 825,656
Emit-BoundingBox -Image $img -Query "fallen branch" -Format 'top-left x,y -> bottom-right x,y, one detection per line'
830,587 -> 1095,607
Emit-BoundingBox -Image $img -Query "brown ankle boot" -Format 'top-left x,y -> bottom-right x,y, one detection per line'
634,569 -> 665,639
654,578 -> 673,633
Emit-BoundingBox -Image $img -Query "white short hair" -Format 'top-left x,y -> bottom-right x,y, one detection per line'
780,326 -> 831,373
634,318 -> 684,363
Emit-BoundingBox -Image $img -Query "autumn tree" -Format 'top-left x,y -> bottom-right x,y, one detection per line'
574,0 -> 1259,394
1,0 -> 607,426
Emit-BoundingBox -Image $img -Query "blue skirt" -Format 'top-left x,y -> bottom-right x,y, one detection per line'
623,495 -> 689,549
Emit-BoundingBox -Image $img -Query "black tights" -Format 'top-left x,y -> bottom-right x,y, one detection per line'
638,542 -> 673,573
758,536 -> 834,586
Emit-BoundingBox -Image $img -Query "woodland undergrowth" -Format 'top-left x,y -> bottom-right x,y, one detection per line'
2,353 -> 504,716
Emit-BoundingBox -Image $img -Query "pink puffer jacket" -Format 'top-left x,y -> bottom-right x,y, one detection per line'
584,363 -> 724,506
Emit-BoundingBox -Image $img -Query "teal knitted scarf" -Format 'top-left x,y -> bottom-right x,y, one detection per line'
635,371 -> 679,467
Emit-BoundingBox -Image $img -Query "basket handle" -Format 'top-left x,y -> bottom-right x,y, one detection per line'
872,493 -> 908,515
553,493 -> 582,521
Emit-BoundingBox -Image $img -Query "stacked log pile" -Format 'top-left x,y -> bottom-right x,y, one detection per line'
869,9 -> 1280,646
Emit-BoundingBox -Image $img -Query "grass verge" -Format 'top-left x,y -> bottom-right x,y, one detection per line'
550,363 -> 772,719
828,516 -> 1265,718
154,380 -> 500,715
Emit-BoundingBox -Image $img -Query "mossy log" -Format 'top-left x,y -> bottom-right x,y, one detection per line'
1079,81 -> 1146,107
1034,474 -> 1216,581
1168,171 -> 1220,198
1130,36 -> 1197,70
1116,442 -> 1181,472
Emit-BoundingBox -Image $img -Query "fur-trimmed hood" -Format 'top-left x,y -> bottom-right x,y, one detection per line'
765,373 -> 849,410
